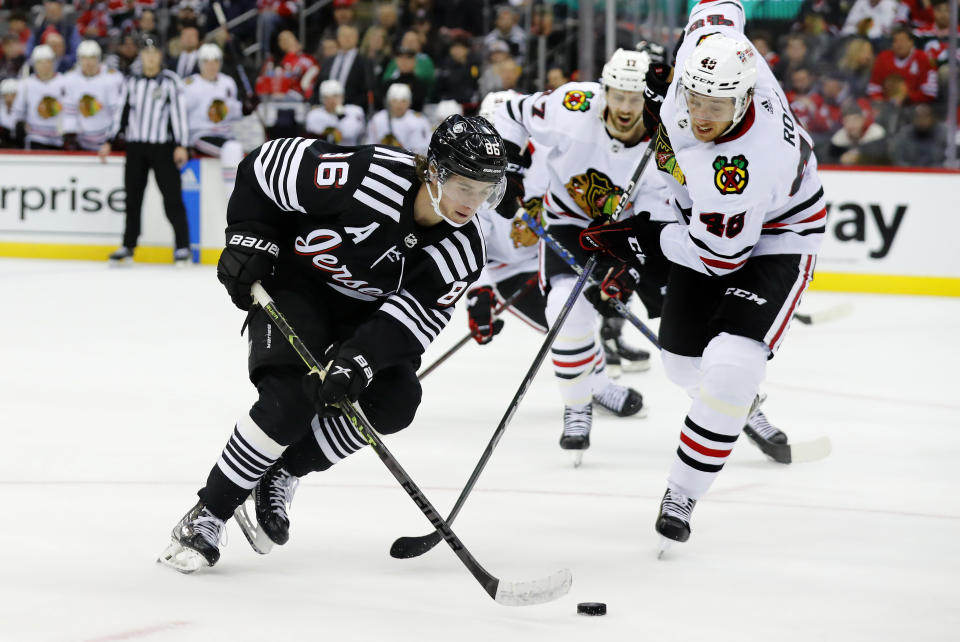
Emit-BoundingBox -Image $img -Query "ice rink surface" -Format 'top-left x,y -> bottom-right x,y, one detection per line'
1,258 -> 958,642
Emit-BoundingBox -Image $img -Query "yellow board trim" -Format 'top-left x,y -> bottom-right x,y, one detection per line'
1,243 -> 957,296
810,272 -> 960,297
0,242 -> 222,266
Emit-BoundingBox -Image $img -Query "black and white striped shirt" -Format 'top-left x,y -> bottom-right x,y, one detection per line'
110,69 -> 188,146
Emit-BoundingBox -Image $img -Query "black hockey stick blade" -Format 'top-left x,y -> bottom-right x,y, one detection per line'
390,531 -> 442,559
793,303 -> 853,325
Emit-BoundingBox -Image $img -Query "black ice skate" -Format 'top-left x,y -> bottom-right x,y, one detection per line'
157,501 -> 226,573
235,463 -> 299,554
108,246 -> 133,265
592,382 -> 644,417
173,247 -> 191,267
560,405 -> 592,468
655,488 -> 697,559
743,407 -> 791,463
601,317 -> 651,373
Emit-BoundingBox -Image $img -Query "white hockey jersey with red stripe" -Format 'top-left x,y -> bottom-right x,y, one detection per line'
657,0 -> 826,277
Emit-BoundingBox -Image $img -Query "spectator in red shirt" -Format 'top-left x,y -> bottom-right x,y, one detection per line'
867,26 -> 937,103
749,30 -> 780,70
816,70 -> 874,143
896,0 -> 935,29
258,0 -> 299,54
255,29 -> 317,101
786,67 -> 827,133
7,11 -> 32,45
915,0 -> 960,70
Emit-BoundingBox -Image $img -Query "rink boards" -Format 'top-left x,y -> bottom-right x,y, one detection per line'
0,151 -> 956,296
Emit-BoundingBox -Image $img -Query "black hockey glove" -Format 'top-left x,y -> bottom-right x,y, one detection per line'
62,132 -> 79,151
305,343 -> 375,416
579,214 -> 665,270
635,40 -> 667,65
642,63 -> 671,133
467,286 -> 504,345
584,284 -> 621,319
216,223 -> 280,310
600,262 -> 641,300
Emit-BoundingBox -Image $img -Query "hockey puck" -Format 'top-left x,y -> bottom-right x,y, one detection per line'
577,602 -> 607,616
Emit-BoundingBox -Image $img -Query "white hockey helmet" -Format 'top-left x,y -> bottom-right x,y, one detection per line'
680,34 -> 758,129
319,78 -> 344,98
31,45 -> 55,63
601,48 -> 650,93
0,78 -> 18,95
430,99 -> 463,128
77,40 -> 102,59
478,89 -> 518,125
385,82 -> 412,104
198,43 -> 222,61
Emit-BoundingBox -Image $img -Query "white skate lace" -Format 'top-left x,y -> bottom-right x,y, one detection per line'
593,383 -> 629,414
268,468 -> 299,518
562,405 -> 592,438
194,509 -> 227,548
747,410 -> 782,441
661,489 -> 695,522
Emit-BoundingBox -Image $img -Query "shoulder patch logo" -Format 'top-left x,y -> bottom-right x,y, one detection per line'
562,89 -> 593,112
713,155 -> 749,195
654,125 -> 686,186
404,233 -> 417,248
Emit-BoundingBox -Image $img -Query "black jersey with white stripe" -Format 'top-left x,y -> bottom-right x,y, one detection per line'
230,137 -> 487,371
109,69 -> 188,146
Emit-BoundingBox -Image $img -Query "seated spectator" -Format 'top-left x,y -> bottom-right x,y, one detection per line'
318,36 -> 339,62
382,48 -> 428,111
1,35 -> 28,80
872,74 -> 911,133
381,30 -> 435,102
774,34 -> 811,82
897,0 -> 935,29
0,79 -> 20,148
546,65 -> 570,90
173,0 -> 205,34
136,10 -> 160,41
361,25 -> 392,96
484,6 -> 527,65
305,78 -> 365,145
786,67 -> 826,133
435,36 -> 479,105
105,33 -> 142,75
255,30 -> 318,101
841,0 -> 899,42
7,12 -> 32,45
168,25 -> 202,78
494,57 -> 522,92
793,0 -> 847,34
749,30 -> 780,70
365,82 -> 431,154
889,103 -> 946,166
75,1 -> 113,41
44,32 -> 75,74
433,0 -> 484,38
317,24 -> 371,110
374,3 -> 401,45
478,41 -> 511,97
915,0 -> 960,69
27,1 -> 81,61
825,101 -> 890,165
258,0 -> 299,54
411,9 -> 442,62
815,70 -> 874,146
837,36 -> 875,96
867,26 -> 937,103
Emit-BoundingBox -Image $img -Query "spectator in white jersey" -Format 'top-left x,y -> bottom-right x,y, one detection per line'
304,78 -> 365,145
183,43 -> 245,201
100,36 -> 191,266
365,82 -> 430,154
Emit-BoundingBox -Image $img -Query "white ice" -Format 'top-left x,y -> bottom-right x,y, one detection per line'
1,258 -> 958,642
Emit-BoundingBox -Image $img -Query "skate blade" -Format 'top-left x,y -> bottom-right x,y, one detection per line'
234,500 -> 274,555
108,258 -> 133,268
620,360 -> 651,373
657,537 -> 674,560
572,451 -> 584,468
157,540 -> 207,574
606,364 -> 622,379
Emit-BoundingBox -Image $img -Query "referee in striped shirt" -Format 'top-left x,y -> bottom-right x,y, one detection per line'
99,36 -> 191,265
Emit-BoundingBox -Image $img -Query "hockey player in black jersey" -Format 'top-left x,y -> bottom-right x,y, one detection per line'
158,115 -> 507,573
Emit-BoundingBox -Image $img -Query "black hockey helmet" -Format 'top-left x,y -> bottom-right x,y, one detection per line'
428,114 -> 507,184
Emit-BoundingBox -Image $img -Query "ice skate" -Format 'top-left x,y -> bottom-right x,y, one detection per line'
158,501 -> 226,573
108,246 -> 133,266
592,381 -> 644,417
173,247 -> 191,267
655,488 -> 696,559
602,341 -> 623,378
560,405 -> 592,467
601,317 -> 651,373
743,397 -> 790,463
235,463 -> 299,554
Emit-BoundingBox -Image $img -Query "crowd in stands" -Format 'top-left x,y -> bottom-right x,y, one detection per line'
0,0 -> 957,167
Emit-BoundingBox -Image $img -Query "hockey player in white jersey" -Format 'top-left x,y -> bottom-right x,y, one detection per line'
580,0 -> 826,552
0,79 -> 18,147
494,49 -> 675,458
365,83 -> 431,154
62,40 -> 124,151
305,79 -> 365,146
182,44 -> 245,200
11,45 -> 74,150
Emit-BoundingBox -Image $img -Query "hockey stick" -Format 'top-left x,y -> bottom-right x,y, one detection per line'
793,302 -> 853,325
213,2 -> 268,130
418,276 -> 539,380
390,144 -> 657,560
519,210 -> 661,350
250,282 -> 571,606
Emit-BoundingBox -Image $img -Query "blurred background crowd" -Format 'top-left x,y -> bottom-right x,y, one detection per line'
0,0 -> 957,167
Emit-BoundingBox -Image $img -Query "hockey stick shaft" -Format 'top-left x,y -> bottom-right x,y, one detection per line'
519,210 -> 661,350
249,282 -> 569,605
213,2 -> 268,129
390,144 -> 656,560
418,276 -> 539,380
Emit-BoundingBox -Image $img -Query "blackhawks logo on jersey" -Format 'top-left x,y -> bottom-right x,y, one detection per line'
380,133 -> 401,147
562,89 -> 593,112
78,94 -> 102,117
566,168 -> 624,219
321,126 -> 343,144
713,155 -> 749,195
207,99 -> 229,123
654,124 -> 685,185
37,95 -> 62,119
